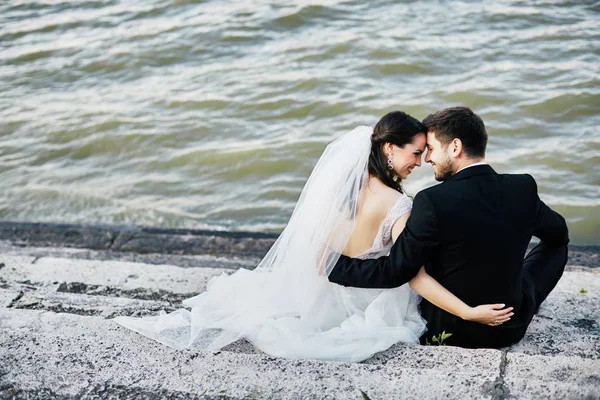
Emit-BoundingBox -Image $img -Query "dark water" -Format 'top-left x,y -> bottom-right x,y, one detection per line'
1,0 -> 599,244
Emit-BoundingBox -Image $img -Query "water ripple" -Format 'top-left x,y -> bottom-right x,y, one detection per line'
0,0 -> 598,244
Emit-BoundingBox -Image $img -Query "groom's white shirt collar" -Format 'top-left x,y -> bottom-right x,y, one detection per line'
456,162 -> 488,174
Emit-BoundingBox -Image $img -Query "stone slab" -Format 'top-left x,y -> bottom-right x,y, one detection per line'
0,221 -> 116,250
8,290 -> 176,319
0,308 -> 505,400
0,254 -> 36,270
567,245 -> 600,269
0,288 -> 20,308
0,256 -> 228,294
0,256 -> 37,307
0,240 -> 261,270
509,270 -> 600,359
0,221 -> 278,258
0,223 -> 599,399
504,353 -> 600,399
2,253 -> 599,364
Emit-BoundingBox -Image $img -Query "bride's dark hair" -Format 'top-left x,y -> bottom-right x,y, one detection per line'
369,111 -> 426,193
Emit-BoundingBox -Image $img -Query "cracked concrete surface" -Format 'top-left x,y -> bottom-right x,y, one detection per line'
1,308 -> 507,399
0,223 -> 599,399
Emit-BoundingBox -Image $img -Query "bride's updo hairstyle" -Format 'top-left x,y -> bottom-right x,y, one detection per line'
369,111 -> 426,193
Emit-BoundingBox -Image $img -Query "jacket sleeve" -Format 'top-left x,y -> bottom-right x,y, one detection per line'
328,191 -> 439,288
527,174 -> 570,246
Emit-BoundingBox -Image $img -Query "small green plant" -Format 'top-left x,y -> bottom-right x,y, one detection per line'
580,288 -> 588,294
425,330 -> 453,346
360,390 -> 372,400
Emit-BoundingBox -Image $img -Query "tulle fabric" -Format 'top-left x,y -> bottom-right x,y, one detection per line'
114,126 -> 426,362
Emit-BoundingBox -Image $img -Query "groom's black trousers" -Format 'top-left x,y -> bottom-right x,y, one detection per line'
420,241 -> 568,348
521,241 -> 568,319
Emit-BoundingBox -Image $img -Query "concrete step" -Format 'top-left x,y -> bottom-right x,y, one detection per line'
510,268 -> 600,359
1,253 -> 599,399
0,239 -> 261,271
0,221 -> 279,258
1,254 -> 599,358
3,289 -> 177,319
1,308 -> 598,399
0,254 -> 227,294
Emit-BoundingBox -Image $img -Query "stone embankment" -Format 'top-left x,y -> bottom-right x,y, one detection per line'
0,221 -> 598,399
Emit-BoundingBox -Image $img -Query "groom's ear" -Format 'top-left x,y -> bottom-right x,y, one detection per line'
449,138 -> 463,159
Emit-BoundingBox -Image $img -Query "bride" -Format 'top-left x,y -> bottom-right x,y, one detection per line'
114,111 -> 513,362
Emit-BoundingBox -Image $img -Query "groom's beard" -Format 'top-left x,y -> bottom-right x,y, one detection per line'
432,158 -> 454,182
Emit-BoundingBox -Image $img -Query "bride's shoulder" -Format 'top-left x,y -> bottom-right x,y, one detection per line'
363,178 -> 410,214
383,190 -> 412,216
380,187 -> 407,207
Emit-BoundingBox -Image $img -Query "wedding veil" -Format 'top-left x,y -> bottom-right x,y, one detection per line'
254,125 -> 373,277
114,126 -> 387,355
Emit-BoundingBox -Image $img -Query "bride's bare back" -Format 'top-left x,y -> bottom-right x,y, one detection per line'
342,176 -> 406,257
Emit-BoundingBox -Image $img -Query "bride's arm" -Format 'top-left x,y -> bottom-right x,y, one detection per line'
392,216 -> 514,326
408,266 -> 513,324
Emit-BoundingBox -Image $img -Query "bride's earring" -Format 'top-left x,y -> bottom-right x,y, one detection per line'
387,151 -> 399,182
387,152 -> 394,170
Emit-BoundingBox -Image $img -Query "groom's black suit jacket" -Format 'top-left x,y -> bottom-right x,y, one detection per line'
329,165 -> 569,348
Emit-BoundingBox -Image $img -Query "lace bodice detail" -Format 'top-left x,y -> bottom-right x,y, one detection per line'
333,192 -> 417,321
356,193 -> 412,259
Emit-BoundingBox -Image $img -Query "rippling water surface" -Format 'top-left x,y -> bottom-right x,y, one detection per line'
1,0 -> 599,244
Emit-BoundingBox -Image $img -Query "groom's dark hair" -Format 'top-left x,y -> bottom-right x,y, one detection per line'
422,107 -> 487,158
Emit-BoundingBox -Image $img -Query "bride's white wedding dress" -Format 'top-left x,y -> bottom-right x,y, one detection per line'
114,126 -> 427,362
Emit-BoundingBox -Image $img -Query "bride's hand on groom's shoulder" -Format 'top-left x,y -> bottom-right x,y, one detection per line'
463,304 -> 514,327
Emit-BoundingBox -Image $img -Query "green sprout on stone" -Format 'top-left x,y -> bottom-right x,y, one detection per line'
360,390 -> 372,400
425,330 -> 453,346
580,288 -> 588,294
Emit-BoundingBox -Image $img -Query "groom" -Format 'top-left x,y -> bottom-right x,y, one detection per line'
328,107 -> 569,348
